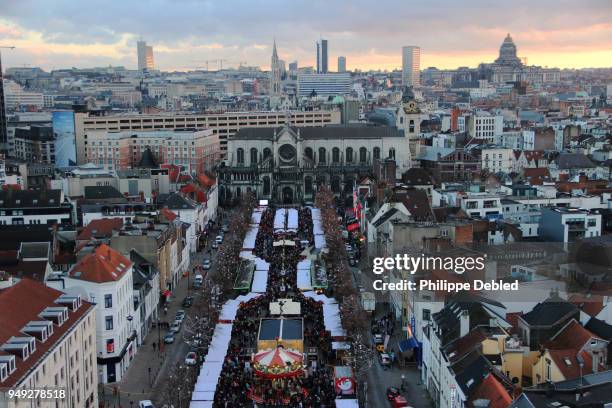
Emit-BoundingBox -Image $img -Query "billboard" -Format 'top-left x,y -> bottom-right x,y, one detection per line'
52,110 -> 76,167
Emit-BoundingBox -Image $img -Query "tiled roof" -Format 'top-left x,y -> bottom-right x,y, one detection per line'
161,208 -> 178,222
0,279 -> 93,387
546,319 -> 603,350
547,349 -> 599,380
468,373 -> 512,408
585,317 -> 612,340
568,294 -> 605,317
68,244 -> 131,283
77,218 -> 123,241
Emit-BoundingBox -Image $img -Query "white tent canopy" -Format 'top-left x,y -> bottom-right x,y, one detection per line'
297,269 -> 312,291
191,391 -> 215,401
190,402 -> 213,408
251,210 -> 263,225
242,225 -> 259,250
314,234 -> 326,249
193,360 -> 224,392
335,399 -> 359,408
274,209 -> 287,231
287,208 -> 298,232
303,291 -> 346,337
252,269 -> 268,293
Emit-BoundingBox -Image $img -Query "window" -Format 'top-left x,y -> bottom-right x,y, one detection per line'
236,148 -> 244,165
346,147 -> 353,163
105,316 -> 113,330
545,359 -> 551,381
318,147 -> 326,164
104,294 -> 112,308
389,148 -> 396,160
409,119 -> 415,133
263,148 -> 272,159
332,147 -> 340,163
305,177 -> 313,195
250,148 -> 258,165
422,309 -> 431,321
373,147 -> 380,160
359,147 -> 367,163
304,147 -> 313,160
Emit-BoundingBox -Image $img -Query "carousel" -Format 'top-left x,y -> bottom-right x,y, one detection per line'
247,318 -> 308,405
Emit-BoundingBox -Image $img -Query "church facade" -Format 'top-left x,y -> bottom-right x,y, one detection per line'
218,121 -> 411,204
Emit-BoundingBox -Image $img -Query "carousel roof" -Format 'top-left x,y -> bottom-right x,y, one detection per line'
253,346 -> 303,367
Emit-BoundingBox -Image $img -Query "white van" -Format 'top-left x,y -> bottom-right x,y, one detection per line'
194,274 -> 204,287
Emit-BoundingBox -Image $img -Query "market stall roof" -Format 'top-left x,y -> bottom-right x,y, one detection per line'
314,234 -> 326,249
242,226 -> 259,250
335,399 -> 359,408
219,293 -> 262,321
191,391 -> 215,401
252,268 -> 268,293
303,291 -> 346,337
274,208 -> 287,231
189,402 -> 213,408
297,268 -> 312,291
251,210 -> 263,225
193,361 -> 224,392
332,342 -> 351,350
287,208 -> 298,232
273,239 -> 296,247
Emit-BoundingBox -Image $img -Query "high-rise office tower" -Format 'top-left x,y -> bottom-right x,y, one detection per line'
316,39 -> 328,74
270,40 -> 281,96
337,56 -> 346,73
402,46 -> 420,87
137,40 -> 155,71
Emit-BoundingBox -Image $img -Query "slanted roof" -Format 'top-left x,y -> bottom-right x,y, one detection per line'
137,147 -> 158,168
468,373 -> 512,408
0,189 -> 63,208
402,168 -> 434,186
0,279 -> 93,387
69,244 -> 131,283
585,317 -> 612,340
0,225 -> 54,251
556,153 -> 595,169
546,319 -> 603,350
372,207 -> 399,228
159,192 -> 196,210
77,218 -> 123,241
520,294 -> 577,326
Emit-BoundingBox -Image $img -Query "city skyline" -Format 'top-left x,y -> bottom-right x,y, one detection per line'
0,0 -> 611,72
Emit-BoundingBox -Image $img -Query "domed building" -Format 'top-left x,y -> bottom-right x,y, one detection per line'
486,34 -> 560,84
494,33 -> 523,66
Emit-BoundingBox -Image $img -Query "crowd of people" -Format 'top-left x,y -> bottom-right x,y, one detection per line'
211,206 -> 337,408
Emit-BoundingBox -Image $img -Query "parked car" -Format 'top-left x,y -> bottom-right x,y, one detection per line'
212,242 -> 219,249
222,224 -> 229,233
348,256 -> 357,266
182,296 -> 194,308
386,387 -> 400,401
215,235 -> 223,244
139,400 -> 154,408
175,309 -> 186,321
163,332 -> 175,344
390,396 -> 410,408
202,259 -> 212,270
194,274 -> 204,287
170,322 -> 181,333
379,352 -> 391,368
185,351 -> 197,366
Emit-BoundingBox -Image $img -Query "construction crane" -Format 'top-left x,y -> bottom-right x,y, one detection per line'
190,59 -> 247,71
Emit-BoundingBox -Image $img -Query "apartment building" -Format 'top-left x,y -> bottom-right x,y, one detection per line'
0,189 -> 73,226
466,113 -> 503,142
539,207 -> 602,243
0,279 -> 98,408
82,129 -> 220,175
59,244 -> 136,384
481,147 -> 514,174
73,110 -> 342,164
460,193 -> 503,220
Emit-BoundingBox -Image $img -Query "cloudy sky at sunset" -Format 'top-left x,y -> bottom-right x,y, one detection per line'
1,0 -> 611,72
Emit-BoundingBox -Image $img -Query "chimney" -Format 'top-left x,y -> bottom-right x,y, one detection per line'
460,309 -> 470,337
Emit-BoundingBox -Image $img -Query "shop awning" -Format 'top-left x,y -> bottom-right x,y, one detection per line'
346,222 -> 360,232
398,337 -> 419,353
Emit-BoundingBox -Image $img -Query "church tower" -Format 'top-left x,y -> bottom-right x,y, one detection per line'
396,87 -> 421,167
270,39 -> 281,96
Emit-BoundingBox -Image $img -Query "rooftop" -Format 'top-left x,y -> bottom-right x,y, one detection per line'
68,244 -> 131,283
